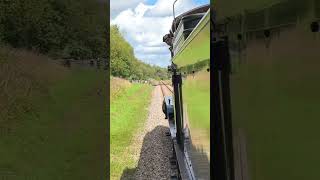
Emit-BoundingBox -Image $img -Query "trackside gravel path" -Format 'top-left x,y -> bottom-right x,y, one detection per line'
121,85 -> 172,180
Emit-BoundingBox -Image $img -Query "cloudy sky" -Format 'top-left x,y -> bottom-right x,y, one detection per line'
110,0 -> 209,67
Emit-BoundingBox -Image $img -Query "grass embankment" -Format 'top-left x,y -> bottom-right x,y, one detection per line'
110,78 -> 152,180
0,47 -> 107,179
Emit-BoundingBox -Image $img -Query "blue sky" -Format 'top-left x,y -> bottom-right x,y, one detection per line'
110,0 -> 210,67
144,0 -> 157,5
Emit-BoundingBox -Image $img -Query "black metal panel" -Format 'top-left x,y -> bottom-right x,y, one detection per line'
268,0 -> 308,27
172,71 -> 184,149
212,37 -> 235,180
246,10 -> 266,31
316,0 -> 320,19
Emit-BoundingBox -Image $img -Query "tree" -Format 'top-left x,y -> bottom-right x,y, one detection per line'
110,25 -> 169,80
0,0 -> 108,59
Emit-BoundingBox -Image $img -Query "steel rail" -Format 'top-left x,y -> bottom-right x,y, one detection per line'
160,80 -> 174,94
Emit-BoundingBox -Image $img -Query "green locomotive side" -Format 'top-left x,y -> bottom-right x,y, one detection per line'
172,9 -> 210,179
172,11 -> 210,67
215,0 -> 320,179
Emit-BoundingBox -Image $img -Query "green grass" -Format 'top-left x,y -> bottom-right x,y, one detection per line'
110,83 -> 152,180
0,64 -> 107,179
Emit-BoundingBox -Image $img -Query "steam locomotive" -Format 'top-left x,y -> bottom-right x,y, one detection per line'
162,4 -> 210,180
163,0 -> 320,179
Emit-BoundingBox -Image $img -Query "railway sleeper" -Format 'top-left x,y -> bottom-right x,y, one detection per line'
169,156 -> 179,179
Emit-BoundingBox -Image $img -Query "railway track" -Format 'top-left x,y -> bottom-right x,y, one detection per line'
158,81 -> 179,180
159,80 -> 173,97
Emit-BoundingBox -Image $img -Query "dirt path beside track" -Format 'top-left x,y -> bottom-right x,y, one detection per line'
121,86 -> 172,180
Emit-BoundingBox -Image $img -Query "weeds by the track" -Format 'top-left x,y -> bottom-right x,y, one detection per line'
110,80 -> 152,180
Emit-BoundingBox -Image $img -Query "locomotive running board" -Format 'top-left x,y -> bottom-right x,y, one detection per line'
168,118 -> 196,180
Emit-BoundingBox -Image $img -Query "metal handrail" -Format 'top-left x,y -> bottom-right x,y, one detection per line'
173,0 -> 179,31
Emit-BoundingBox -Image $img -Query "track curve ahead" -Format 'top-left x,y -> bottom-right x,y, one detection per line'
159,80 -> 173,97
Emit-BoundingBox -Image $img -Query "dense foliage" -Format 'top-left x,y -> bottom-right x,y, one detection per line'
0,0 -> 168,80
110,25 -> 169,80
0,0 -> 107,59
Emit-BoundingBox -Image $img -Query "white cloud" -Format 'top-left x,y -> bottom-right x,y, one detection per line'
145,0 -> 196,17
110,0 -> 143,18
111,0 -> 200,67
135,44 -> 169,54
137,53 -> 172,67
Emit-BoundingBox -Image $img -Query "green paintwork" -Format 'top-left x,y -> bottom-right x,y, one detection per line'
230,32 -> 320,180
172,10 -> 210,68
215,0 -> 320,179
182,69 -> 210,179
183,70 -> 210,137
171,8 -> 211,178
215,0 -> 286,19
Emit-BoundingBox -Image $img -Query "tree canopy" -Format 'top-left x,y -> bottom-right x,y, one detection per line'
0,0 -> 168,80
110,25 -> 169,80
0,0 -> 108,59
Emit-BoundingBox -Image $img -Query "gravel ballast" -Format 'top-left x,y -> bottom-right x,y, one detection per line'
121,85 -> 172,180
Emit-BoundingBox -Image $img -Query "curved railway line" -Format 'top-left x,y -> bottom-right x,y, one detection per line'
159,81 -> 173,97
